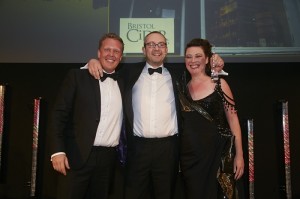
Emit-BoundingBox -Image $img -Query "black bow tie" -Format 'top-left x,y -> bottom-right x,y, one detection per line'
148,67 -> 162,75
100,72 -> 118,82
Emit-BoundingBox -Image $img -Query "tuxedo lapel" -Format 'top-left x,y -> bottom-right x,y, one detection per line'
124,62 -> 145,130
88,75 -> 101,116
117,77 -> 124,97
164,65 -> 182,133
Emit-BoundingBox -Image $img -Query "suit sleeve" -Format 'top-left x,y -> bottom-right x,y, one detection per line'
48,69 -> 77,156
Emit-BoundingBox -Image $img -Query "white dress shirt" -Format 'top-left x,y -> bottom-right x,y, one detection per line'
132,63 -> 178,138
94,76 -> 123,147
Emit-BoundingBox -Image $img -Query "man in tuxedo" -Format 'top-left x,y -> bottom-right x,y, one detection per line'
48,33 -> 124,199
121,31 -> 182,199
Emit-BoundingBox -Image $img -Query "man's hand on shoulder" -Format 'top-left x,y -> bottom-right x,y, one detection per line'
88,59 -> 103,80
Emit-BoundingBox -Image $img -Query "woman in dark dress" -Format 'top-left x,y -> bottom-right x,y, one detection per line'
177,39 -> 244,199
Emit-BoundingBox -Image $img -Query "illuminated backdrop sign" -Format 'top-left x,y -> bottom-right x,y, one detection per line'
120,18 -> 174,53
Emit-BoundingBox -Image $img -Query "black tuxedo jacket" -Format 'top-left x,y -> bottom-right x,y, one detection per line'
120,62 -> 183,143
48,69 -> 124,169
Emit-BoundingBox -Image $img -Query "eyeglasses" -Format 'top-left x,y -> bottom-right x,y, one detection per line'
145,42 -> 167,48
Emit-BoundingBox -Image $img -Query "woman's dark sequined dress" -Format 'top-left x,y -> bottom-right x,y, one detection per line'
177,78 -> 237,199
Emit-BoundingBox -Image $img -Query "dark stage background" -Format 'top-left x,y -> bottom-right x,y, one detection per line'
0,62 -> 299,199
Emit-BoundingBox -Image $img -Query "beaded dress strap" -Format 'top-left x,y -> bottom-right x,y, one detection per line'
215,79 -> 237,112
